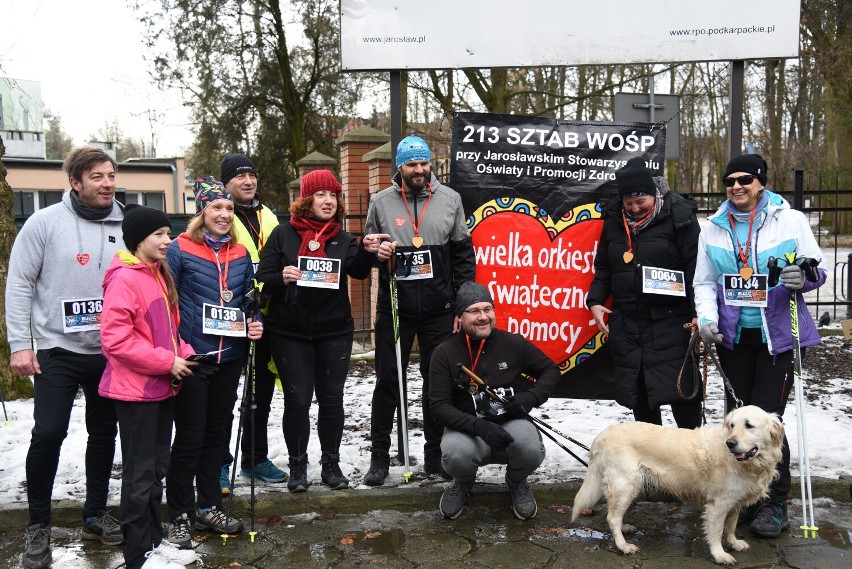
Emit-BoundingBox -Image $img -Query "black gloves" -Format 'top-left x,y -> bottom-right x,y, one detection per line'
473,419 -> 514,452
190,364 -> 219,380
504,391 -> 538,418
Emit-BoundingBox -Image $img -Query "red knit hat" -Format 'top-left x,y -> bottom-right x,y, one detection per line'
300,169 -> 342,198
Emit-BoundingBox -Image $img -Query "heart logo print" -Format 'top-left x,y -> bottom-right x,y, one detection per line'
76,253 -> 90,266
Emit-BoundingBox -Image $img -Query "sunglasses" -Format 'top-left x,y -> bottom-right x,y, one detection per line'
723,174 -> 756,187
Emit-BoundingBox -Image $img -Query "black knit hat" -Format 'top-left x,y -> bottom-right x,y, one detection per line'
724,154 -> 768,186
455,281 -> 493,316
615,157 -> 657,199
220,153 -> 257,186
122,204 -> 172,254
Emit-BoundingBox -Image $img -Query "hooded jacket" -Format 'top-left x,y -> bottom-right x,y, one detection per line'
99,252 -> 194,402
694,190 -> 827,355
5,191 -> 124,355
365,172 -> 476,317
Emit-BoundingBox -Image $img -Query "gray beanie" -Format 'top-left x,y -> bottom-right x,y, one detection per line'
454,281 -> 493,316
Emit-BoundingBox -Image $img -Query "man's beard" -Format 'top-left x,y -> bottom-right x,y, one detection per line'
403,171 -> 429,192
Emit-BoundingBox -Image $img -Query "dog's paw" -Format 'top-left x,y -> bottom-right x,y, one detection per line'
729,538 -> 749,552
622,523 -> 637,534
617,543 -> 639,555
712,552 -> 737,565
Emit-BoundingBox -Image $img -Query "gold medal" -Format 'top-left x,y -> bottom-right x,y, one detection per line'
623,251 -> 634,264
739,267 -> 754,279
467,383 -> 478,394
412,235 -> 424,248
308,240 -> 320,251
221,290 -> 234,302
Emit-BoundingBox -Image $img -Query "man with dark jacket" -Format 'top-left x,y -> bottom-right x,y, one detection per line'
363,136 -> 476,485
429,282 -> 561,519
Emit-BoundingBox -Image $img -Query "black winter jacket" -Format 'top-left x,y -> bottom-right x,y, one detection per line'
256,222 -> 374,340
586,191 -> 700,409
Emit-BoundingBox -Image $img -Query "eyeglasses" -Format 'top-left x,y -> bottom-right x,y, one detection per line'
463,305 -> 494,316
723,174 -> 756,187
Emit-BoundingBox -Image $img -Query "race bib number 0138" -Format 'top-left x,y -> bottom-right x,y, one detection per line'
202,303 -> 247,337
722,273 -> 768,307
641,266 -> 686,297
62,298 -> 103,333
297,256 -> 341,289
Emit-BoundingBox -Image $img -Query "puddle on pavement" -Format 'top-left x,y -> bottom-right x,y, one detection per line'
534,527 -> 607,540
340,529 -> 406,555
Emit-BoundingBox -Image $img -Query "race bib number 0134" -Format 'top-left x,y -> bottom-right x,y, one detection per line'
722,273 -> 768,307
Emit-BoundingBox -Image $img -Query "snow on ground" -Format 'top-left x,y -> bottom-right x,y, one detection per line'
0,334 -> 849,507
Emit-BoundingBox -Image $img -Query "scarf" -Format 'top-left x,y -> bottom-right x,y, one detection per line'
69,189 -> 115,220
290,215 -> 341,258
623,177 -> 669,235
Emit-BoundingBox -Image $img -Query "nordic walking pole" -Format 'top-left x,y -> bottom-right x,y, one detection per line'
388,255 -> 413,483
0,384 -> 9,426
457,364 -> 589,467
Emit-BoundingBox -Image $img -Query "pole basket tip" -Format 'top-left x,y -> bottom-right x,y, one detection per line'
220,533 -> 230,544
403,471 -> 413,483
249,531 -> 257,543
800,525 -> 818,539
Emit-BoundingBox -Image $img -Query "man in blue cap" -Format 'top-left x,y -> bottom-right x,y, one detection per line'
363,135 -> 476,485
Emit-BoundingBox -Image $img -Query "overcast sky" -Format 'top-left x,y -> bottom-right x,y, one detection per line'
1,0 -> 194,156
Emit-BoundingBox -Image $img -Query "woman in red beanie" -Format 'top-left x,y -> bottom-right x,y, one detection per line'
256,169 -> 392,491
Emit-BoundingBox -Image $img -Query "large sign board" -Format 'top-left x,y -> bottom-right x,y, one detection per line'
450,112 -> 666,398
340,0 -> 800,71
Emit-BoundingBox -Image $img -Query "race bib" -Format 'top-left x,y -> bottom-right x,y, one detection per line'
722,273 -> 768,307
642,266 -> 686,297
396,250 -> 434,281
472,387 -> 515,418
202,303 -> 247,337
297,256 -> 342,290
62,298 -> 103,333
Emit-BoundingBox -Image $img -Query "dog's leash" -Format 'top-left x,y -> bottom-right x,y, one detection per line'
676,323 -> 705,402
703,339 -> 744,409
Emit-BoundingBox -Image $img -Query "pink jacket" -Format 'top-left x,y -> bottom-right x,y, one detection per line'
100,251 -> 194,402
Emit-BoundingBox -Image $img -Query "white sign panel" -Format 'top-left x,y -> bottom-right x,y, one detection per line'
340,0 -> 800,71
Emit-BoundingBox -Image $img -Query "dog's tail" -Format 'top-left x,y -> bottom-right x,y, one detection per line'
571,450 -> 603,521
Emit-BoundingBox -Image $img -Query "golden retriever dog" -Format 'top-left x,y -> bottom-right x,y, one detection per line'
571,405 -> 784,565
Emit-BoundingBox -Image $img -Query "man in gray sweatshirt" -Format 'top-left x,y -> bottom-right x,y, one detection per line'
6,147 -> 125,569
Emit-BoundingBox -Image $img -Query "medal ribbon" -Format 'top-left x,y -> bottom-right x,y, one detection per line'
311,218 -> 335,246
466,335 -> 486,391
400,183 -> 433,241
236,208 -> 265,249
620,209 -> 654,260
209,242 -> 232,302
727,208 -> 758,270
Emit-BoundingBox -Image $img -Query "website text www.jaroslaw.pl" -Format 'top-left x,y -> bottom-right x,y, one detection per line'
361,34 -> 426,44
669,25 -> 776,37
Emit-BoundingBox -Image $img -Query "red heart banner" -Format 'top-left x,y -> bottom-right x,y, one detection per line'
470,199 -> 604,369
76,253 -> 90,266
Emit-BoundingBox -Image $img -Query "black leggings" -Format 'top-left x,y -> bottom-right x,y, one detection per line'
269,334 -> 353,456
632,371 -> 703,429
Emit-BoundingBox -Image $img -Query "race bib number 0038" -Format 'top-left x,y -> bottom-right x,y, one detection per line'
297,256 -> 341,289
62,298 -> 103,333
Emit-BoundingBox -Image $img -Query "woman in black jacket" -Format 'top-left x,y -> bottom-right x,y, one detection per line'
256,169 -> 392,491
586,158 -> 702,428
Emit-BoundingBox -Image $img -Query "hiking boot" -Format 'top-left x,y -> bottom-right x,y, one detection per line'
750,502 -> 790,538
737,500 -> 764,525
363,452 -> 390,486
141,549 -> 184,569
82,510 -> 124,545
439,480 -> 474,519
154,539 -> 198,564
320,452 -> 350,490
220,463 -> 232,495
23,523 -> 51,569
167,513 -> 193,549
424,449 -> 452,480
195,506 -> 243,534
505,473 -> 538,520
287,453 -> 309,492
240,459 -> 288,483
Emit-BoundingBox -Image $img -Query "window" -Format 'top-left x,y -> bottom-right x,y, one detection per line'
41,191 -> 62,209
13,192 -> 35,217
144,193 -> 165,211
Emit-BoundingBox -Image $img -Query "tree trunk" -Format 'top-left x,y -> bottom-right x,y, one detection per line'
0,138 -> 36,399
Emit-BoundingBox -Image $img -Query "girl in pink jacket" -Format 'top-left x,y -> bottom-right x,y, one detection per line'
99,205 -> 197,569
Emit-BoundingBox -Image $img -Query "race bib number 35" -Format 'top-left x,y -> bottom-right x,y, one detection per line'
62,298 -> 103,333
396,250 -> 434,281
202,303 -> 247,337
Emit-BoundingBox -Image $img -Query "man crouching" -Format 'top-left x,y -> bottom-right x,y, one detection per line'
429,282 -> 560,520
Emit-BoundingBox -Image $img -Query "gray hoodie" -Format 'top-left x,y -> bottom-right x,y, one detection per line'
5,191 -> 124,355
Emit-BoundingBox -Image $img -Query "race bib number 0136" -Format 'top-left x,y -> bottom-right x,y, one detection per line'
641,266 -> 686,297
722,273 -> 768,307
202,303 -> 247,337
297,256 -> 341,289
62,298 -> 103,333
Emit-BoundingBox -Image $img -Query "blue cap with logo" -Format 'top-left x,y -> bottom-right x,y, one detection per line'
396,135 -> 431,168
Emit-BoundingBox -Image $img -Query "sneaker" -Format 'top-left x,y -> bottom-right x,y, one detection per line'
220,464 -> 232,496
240,459 -> 288,483
141,549 -> 184,569
320,453 -> 350,490
195,506 -> 243,534
439,480 -> 474,519
737,500 -> 764,525
167,513 -> 193,550
424,450 -> 452,481
23,523 -> 51,569
505,473 -> 538,520
155,539 -> 198,564
750,502 -> 790,538
363,452 -> 390,487
82,510 -> 124,545
287,453 -> 309,493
